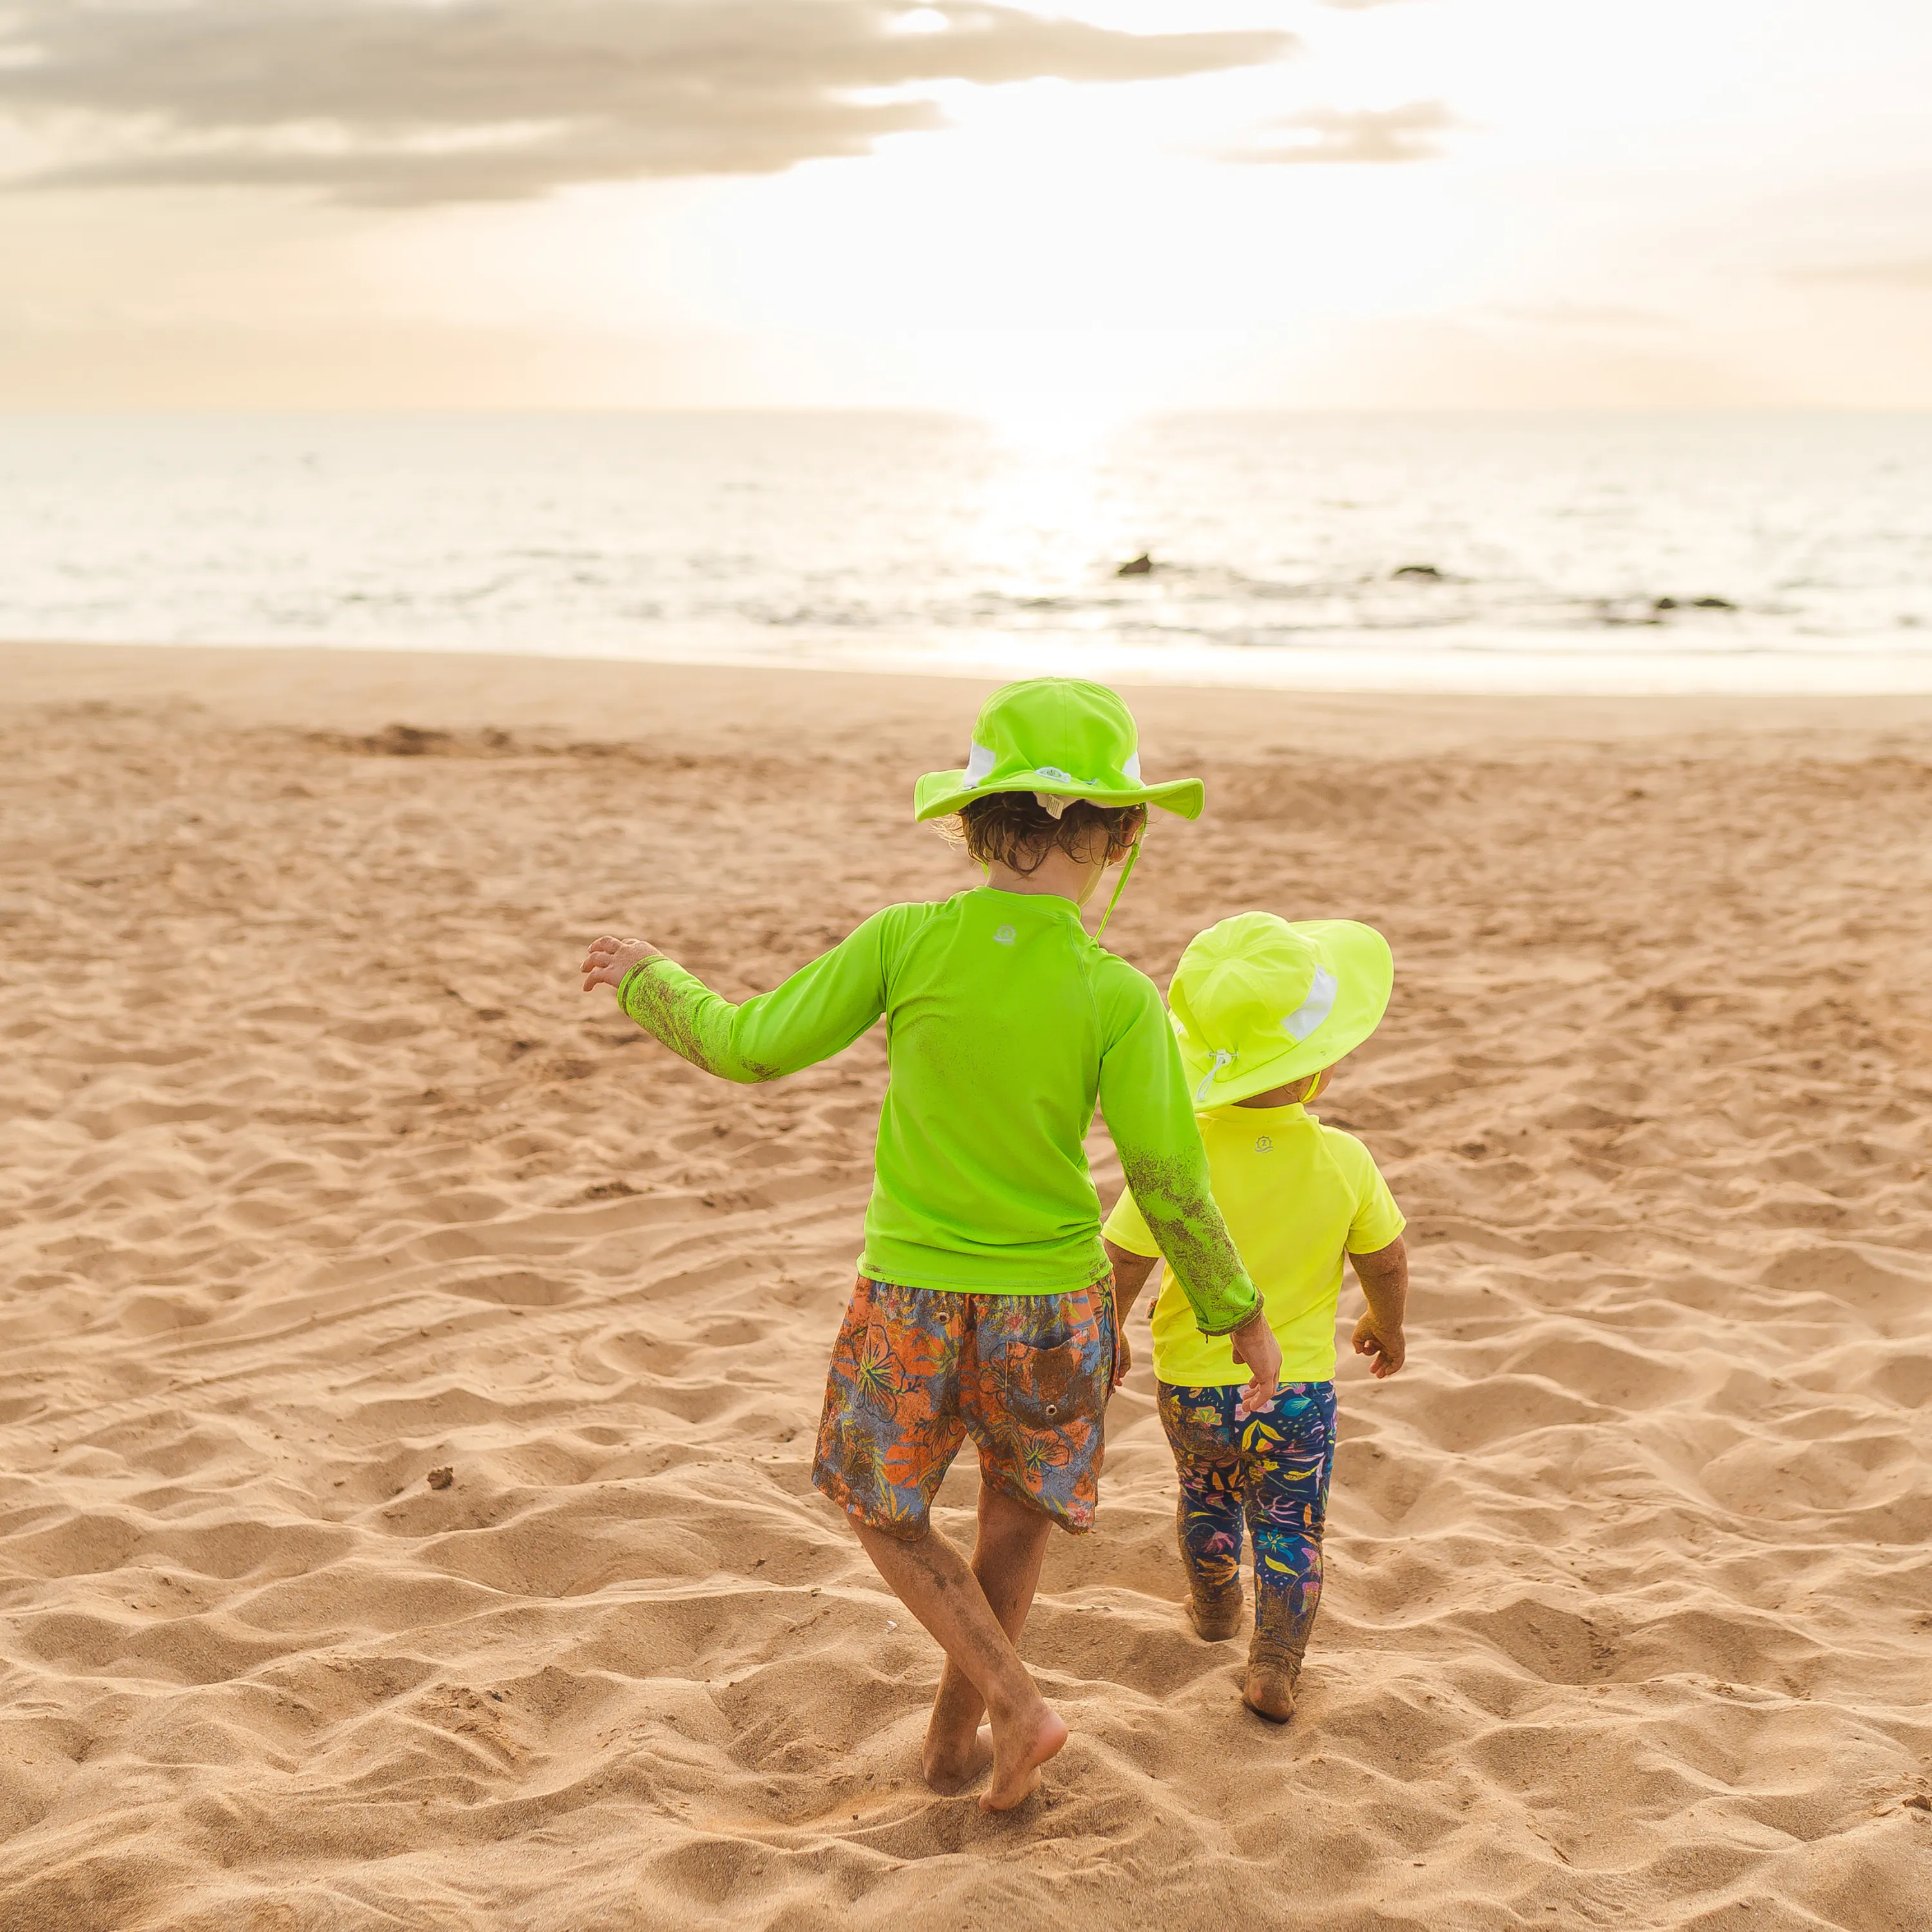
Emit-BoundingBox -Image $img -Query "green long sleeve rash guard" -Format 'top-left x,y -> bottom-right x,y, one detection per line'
618,887 -> 1262,1336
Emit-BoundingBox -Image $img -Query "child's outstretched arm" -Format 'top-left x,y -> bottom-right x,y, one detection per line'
580,914 -> 891,1084
1349,1236 -> 1408,1379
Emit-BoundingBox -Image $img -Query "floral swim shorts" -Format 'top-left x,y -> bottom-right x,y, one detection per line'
811,1275 -> 1116,1540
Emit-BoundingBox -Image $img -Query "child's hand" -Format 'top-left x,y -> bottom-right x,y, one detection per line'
1231,1309 -> 1282,1420
582,934 -> 662,994
1112,1323 -> 1132,1390
1352,1312 -> 1405,1379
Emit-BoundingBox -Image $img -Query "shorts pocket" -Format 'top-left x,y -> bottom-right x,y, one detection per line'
978,1291 -> 1110,1433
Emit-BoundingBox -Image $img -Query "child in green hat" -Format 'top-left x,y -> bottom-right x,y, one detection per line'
1103,911 -> 1410,1723
581,678 -> 1276,1809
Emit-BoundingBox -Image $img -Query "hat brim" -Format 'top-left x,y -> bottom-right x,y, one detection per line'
913,768 -> 1204,824
1177,921 -> 1394,1108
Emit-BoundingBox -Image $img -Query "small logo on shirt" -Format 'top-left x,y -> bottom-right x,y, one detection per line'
993,924 -> 1017,945
1255,1135 -> 1274,1152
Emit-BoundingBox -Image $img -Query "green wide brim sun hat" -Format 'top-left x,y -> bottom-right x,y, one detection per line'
913,677 -> 1204,823
1171,911 -> 1394,1109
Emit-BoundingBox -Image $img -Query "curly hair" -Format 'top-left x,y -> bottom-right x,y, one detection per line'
947,792 -> 1146,875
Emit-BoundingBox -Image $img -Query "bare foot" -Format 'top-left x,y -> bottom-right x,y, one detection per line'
922,1721 -> 993,1795
1244,1651 -> 1296,1724
980,1700 -> 1068,1812
1186,1577 -> 1244,1642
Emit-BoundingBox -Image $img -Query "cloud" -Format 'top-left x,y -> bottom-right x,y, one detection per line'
1789,258 -> 1932,290
0,1 -> 1294,205
1230,100 -> 1454,165
1488,301 -> 1676,333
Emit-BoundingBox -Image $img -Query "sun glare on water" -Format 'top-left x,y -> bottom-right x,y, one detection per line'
951,326 -> 1246,453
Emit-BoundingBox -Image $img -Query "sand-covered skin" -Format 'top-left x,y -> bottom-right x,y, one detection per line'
1,645 -> 1929,1931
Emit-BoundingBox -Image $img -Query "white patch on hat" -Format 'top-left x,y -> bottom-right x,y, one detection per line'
1036,765 -> 1074,784
1280,966 -> 1338,1043
1122,751 -> 1142,781
963,742 -> 996,786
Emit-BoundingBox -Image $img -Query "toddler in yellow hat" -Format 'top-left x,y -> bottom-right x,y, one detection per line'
1103,911 -> 1410,1723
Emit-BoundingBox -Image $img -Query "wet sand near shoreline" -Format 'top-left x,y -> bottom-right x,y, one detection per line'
2,641 -> 1929,1930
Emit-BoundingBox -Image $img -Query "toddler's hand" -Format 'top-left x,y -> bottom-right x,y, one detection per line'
1111,1321 -> 1132,1390
1352,1312 -> 1405,1379
582,933 -> 662,994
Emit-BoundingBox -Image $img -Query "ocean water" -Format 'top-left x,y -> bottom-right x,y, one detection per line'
3,410 -> 1929,694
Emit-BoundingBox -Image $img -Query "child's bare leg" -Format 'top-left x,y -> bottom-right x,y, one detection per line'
920,1483 -> 1054,1792
851,1513 -> 1066,1811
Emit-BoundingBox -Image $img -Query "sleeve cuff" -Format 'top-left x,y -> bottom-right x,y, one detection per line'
1193,1282 -> 1264,1338
1346,1211 -> 1407,1255
616,956 -> 672,1021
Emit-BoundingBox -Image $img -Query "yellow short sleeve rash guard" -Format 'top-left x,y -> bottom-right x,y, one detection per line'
1104,1101 -> 1404,1387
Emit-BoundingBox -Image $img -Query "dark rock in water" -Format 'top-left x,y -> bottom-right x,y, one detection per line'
1691,596 -> 1737,609
1115,552 -> 1154,577
1653,596 -> 1678,611
368,723 -> 450,756
1393,564 -> 1443,580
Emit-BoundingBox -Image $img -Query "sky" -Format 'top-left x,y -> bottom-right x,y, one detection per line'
1,0 -> 1927,412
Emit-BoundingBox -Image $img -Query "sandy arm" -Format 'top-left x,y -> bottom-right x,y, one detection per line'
1112,1149 -> 1259,1336
616,956 -> 781,1082
583,914 -> 891,1084
1349,1235 -> 1408,1378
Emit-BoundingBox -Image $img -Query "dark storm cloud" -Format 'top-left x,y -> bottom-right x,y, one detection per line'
1233,100 -> 1454,164
0,0 -> 1295,204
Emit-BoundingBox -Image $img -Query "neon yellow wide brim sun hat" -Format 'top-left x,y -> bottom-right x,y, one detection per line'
913,677 -> 1204,824
1170,911 -> 1394,1109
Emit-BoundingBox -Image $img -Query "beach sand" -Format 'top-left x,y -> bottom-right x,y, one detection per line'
2,641 -> 1929,1931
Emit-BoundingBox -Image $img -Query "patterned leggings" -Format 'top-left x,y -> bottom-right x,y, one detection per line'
1156,1379 -> 1337,1654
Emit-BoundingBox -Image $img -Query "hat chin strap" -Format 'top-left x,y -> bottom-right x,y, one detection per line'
1094,840 -> 1139,937
1194,1048 -> 1235,1104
